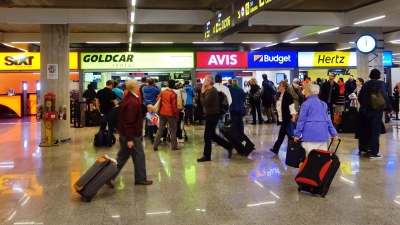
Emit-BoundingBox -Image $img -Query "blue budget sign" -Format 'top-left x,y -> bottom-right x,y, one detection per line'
248,51 -> 297,68
383,51 -> 393,67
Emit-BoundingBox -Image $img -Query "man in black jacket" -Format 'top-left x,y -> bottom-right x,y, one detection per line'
344,75 -> 356,109
320,73 -> 340,122
261,74 -> 276,123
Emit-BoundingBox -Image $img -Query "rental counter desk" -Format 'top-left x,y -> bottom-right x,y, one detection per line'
0,95 -> 22,117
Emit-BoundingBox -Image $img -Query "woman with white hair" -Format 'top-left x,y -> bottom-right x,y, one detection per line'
294,84 -> 338,154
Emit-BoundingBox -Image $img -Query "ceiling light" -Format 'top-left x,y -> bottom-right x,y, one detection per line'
86,42 -> 120,44
336,47 -> 352,51
130,25 -> 134,33
290,41 -> 318,44
141,42 -> 173,44
242,42 -> 272,44
265,43 -> 278,47
251,47 -> 261,51
390,41 -> 400,44
131,12 -> 135,23
132,0 -> 136,6
354,15 -> 385,25
129,37 -> 132,43
349,42 -> 355,44
317,27 -> 339,34
392,53 -> 400,55
192,42 -> 223,44
11,42 -> 40,44
283,38 -> 298,43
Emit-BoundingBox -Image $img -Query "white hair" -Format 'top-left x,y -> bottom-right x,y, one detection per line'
204,75 -> 214,85
306,83 -> 320,95
126,79 -> 138,91
293,78 -> 300,83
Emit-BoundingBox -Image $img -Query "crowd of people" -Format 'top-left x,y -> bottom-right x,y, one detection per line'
90,69 -> 394,186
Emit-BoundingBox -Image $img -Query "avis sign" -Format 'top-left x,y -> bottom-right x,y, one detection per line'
196,52 -> 248,68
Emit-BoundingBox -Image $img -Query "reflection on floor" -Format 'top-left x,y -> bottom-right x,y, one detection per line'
0,118 -> 400,225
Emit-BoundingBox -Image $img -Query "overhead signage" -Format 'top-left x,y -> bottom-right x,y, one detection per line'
204,6 -> 233,40
173,73 -> 191,80
328,69 -> 350,75
80,52 -> 194,70
197,52 -> 248,68
0,52 -> 78,71
248,51 -> 297,68
298,52 -> 357,67
234,0 -> 273,25
236,72 -> 253,76
383,51 -> 393,67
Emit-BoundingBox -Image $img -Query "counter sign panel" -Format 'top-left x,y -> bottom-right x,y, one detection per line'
234,0 -> 273,24
204,6 -> 233,40
248,51 -> 297,68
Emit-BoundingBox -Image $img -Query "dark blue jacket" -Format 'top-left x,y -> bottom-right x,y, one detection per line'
358,79 -> 392,114
229,85 -> 246,111
142,86 -> 161,106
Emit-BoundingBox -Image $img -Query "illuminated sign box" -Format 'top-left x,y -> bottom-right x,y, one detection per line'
0,52 -> 78,70
234,0 -> 272,25
248,51 -> 298,68
196,52 -> 248,68
80,52 -> 194,70
204,6 -> 233,40
298,52 -> 357,67
383,51 -> 393,67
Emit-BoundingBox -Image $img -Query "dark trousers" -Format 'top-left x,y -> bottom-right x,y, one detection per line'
366,111 -> 383,155
112,136 -> 147,182
147,125 -> 158,142
203,113 -> 232,159
250,100 -> 263,123
177,112 -> 184,139
197,102 -> 203,123
272,120 -> 292,152
98,115 -> 114,146
328,103 -> 335,122
184,105 -> 194,124
230,110 -> 244,132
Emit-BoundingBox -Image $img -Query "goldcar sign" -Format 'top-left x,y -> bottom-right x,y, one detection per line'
80,52 -> 194,70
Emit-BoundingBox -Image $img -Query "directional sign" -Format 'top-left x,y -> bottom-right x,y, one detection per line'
234,0 -> 273,25
204,6 -> 233,40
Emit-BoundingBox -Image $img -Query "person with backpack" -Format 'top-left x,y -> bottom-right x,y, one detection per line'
229,79 -> 246,132
249,78 -> 263,124
197,75 -> 233,162
112,80 -> 124,104
261,74 -> 276,123
214,74 -> 232,137
357,69 -> 393,159
288,78 -> 304,112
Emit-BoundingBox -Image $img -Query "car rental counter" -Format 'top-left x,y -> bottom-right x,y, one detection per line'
0,95 -> 22,117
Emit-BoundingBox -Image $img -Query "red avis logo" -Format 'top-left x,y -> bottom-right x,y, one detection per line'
208,54 -> 237,66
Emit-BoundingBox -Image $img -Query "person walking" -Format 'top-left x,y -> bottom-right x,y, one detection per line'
95,80 -> 117,148
173,82 -> 187,143
288,78 -> 304,112
183,80 -> 195,126
108,79 -> 153,187
197,75 -> 233,162
261,74 -> 276,123
358,69 -> 393,158
249,78 -> 263,124
229,79 -> 246,132
270,81 -> 297,154
320,72 -> 340,122
293,84 -> 338,154
214,74 -> 232,137
153,80 -> 181,151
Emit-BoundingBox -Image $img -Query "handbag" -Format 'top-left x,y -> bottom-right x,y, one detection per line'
153,97 -> 161,114
177,90 -> 185,111
285,139 -> 306,168
369,82 -> 387,112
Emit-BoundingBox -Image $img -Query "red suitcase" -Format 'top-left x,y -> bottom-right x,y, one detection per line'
295,139 -> 341,198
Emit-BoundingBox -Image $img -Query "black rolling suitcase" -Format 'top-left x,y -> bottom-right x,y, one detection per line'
219,124 -> 255,156
295,139 -> 341,198
93,130 -> 116,147
285,140 -> 306,168
74,156 -> 118,202
341,110 -> 358,133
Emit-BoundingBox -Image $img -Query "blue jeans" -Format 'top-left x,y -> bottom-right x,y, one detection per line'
366,111 -> 383,155
230,110 -> 244,132
98,115 -> 114,146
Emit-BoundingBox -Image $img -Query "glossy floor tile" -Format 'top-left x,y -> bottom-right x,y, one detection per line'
0,117 -> 400,224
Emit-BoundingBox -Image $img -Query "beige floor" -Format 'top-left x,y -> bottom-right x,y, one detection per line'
0,117 -> 400,225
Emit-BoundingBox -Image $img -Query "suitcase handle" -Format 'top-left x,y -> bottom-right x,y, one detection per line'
328,138 -> 341,154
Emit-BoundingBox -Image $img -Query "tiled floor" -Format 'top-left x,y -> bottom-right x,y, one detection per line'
1,117 -> 400,224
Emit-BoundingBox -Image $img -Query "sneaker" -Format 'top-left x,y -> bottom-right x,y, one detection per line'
178,139 -> 185,143
369,154 -> 383,159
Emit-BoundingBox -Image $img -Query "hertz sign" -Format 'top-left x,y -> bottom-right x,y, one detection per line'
298,52 -> 357,67
0,52 -> 78,70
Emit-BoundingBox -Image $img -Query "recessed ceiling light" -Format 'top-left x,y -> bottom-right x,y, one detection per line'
131,12 -> 135,23
242,42 -> 272,44
354,15 -> 385,25
192,42 -> 223,44
317,27 -> 339,34
290,42 -> 319,44
141,42 -> 173,44
392,53 -> 400,55
11,42 -> 40,44
265,43 -> 278,47
86,42 -> 121,44
336,47 -> 352,51
283,38 -> 298,43
349,42 -> 355,44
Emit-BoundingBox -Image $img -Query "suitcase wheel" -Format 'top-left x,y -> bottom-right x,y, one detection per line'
297,187 -> 302,192
321,192 -> 326,198
83,197 -> 92,202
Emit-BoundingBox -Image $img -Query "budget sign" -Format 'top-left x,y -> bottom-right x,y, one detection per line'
248,51 -> 297,68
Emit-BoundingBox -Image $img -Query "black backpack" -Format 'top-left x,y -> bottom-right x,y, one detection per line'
218,91 -> 229,116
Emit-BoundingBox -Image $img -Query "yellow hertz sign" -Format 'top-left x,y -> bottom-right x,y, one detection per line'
298,52 -> 357,67
0,52 -> 78,70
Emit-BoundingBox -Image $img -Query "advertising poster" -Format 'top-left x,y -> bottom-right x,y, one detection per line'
47,64 -> 58,79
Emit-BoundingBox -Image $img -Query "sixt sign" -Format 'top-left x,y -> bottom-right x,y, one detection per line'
248,51 -> 297,68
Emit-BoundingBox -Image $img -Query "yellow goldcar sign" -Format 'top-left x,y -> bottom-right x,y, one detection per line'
298,52 -> 357,67
0,52 -> 78,70
80,52 -> 194,70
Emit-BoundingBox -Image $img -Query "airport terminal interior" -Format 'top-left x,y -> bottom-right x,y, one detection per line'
1,0 -> 400,224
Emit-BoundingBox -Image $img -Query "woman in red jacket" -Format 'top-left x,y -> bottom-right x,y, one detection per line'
153,80 -> 181,151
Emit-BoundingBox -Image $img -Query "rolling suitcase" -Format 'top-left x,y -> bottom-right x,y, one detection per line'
295,139 -> 341,198
341,110 -> 357,133
219,124 -> 255,156
285,140 -> 306,168
93,130 -> 117,147
74,156 -> 118,202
